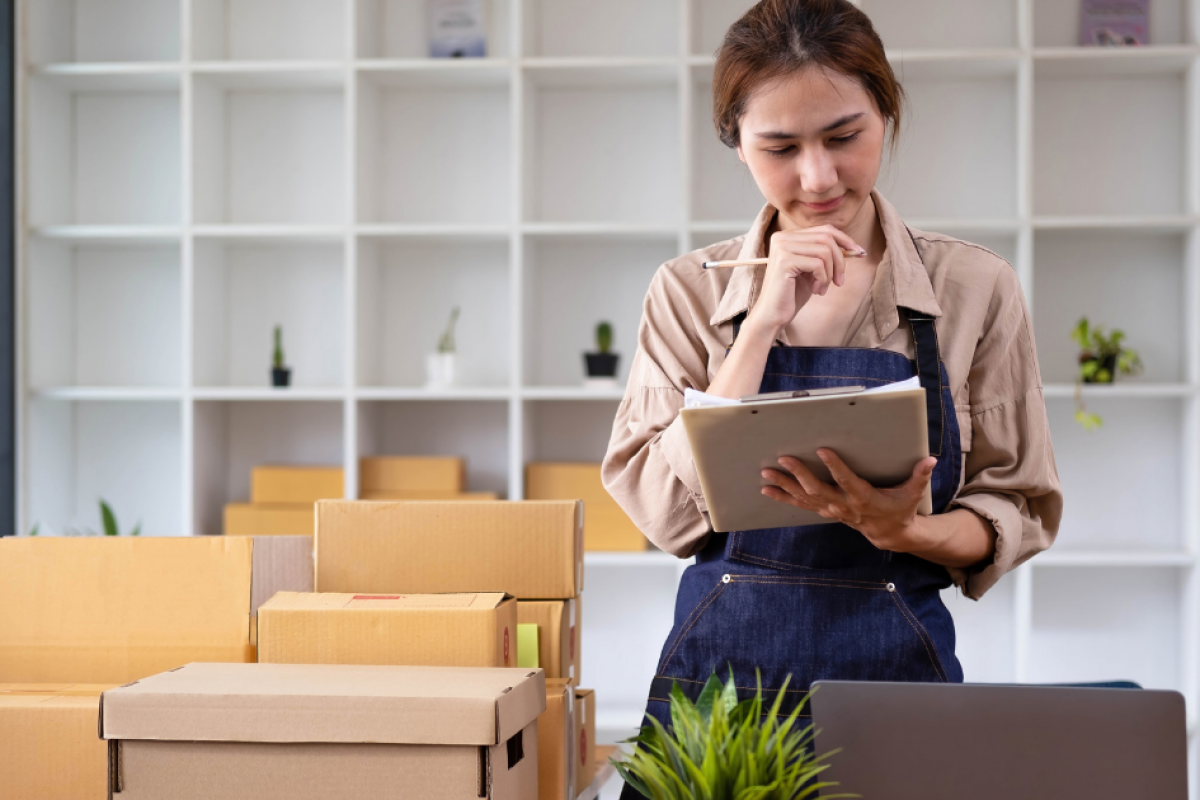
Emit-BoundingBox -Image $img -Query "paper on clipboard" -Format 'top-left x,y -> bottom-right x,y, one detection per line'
680,377 -> 931,533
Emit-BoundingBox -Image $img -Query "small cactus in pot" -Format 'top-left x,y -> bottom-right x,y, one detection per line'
271,325 -> 291,387
584,321 -> 619,380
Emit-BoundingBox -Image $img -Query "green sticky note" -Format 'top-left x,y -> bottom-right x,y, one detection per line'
517,623 -> 540,669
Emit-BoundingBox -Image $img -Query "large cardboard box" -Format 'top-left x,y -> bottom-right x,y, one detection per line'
537,679 -> 576,800
0,536 -> 311,683
259,592 -> 519,668
100,663 -> 545,800
0,684 -> 113,800
360,490 -> 499,501
573,688 -> 597,795
315,500 -> 584,599
360,456 -> 465,493
517,598 -> 581,684
224,503 -> 314,536
251,465 -> 344,505
526,463 -> 648,551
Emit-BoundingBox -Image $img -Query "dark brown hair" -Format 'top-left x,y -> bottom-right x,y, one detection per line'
713,0 -> 903,150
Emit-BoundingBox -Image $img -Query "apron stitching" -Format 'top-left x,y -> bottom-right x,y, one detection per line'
660,581 -> 729,673
733,578 -> 892,590
887,590 -> 949,682
727,574 -> 886,587
729,546 -> 819,571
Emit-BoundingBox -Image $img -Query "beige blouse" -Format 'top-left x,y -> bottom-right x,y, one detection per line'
601,192 -> 1062,600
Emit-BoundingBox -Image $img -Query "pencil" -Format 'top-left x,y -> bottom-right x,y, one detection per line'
702,252 -> 866,269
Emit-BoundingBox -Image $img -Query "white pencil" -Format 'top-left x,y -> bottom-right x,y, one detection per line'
703,252 -> 866,269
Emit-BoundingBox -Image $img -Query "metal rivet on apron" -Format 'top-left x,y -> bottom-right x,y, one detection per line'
722,574 -> 731,584
886,582 -> 896,592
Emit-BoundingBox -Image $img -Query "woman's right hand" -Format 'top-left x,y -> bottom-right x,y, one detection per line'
745,225 -> 866,333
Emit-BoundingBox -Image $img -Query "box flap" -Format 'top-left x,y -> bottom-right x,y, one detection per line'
250,537 -> 314,616
260,591 -> 510,612
0,538 -> 255,683
101,663 -> 546,746
315,500 -> 583,599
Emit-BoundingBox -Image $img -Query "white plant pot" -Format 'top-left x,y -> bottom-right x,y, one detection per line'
426,352 -> 457,388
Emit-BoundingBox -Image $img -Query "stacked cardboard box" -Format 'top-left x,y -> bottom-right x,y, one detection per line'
0,536 -> 312,798
225,464 -> 343,536
359,455 -> 498,500
526,462 -> 648,551
100,662 -> 545,800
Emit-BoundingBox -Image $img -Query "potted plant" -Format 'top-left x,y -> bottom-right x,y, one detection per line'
1071,316 -> 1143,430
584,321 -> 619,387
271,325 -> 291,388
613,671 -> 847,800
427,306 -> 460,388
30,499 -> 141,537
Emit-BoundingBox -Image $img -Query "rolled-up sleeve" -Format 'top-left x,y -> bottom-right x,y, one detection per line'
947,266 -> 1063,599
601,265 -> 720,558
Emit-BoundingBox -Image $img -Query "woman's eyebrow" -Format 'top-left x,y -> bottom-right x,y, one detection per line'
753,112 -> 867,140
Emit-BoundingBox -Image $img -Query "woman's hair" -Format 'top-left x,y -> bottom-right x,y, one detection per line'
712,0 -> 903,150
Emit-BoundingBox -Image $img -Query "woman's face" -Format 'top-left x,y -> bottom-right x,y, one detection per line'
736,65 -> 887,234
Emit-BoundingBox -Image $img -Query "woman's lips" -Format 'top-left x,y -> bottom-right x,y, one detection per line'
802,195 -> 844,212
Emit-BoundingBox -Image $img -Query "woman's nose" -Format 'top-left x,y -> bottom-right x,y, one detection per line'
797,146 -> 838,195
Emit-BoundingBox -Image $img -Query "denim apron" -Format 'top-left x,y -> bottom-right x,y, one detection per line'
619,307 -> 964,800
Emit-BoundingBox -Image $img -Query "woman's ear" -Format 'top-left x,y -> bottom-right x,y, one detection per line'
736,144 -> 746,165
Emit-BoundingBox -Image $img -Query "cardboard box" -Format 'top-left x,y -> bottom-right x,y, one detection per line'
316,500 -> 584,599
526,463 -> 648,551
100,663 -> 545,800
360,456 -> 465,493
360,489 -> 499,501
224,503 -> 314,536
0,684 -> 113,800
259,591 -> 519,668
537,679 -> 576,800
517,597 -> 581,684
0,536 -> 312,683
251,465 -> 344,505
573,688 -> 597,795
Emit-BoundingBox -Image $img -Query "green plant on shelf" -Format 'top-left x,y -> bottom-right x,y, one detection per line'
596,321 -> 613,354
28,499 -> 141,537
613,670 -> 850,800
272,325 -> 285,369
1070,317 -> 1144,430
437,307 -> 460,355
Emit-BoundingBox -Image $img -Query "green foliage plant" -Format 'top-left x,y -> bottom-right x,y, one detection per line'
437,307 -> 460,354
612,671 -> 852,800
30,499 -> 141,537
1071,317 -> 1144,430
596,321 -> 613,354
272,325 -> 286,369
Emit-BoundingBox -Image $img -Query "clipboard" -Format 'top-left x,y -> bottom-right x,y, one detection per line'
680,386 -> 932,533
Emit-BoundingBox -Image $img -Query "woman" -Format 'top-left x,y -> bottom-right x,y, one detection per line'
602,0 -> 1063,793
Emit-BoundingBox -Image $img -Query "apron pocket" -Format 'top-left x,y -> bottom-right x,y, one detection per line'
656,573 -> 948,710
725,524 -> 892,571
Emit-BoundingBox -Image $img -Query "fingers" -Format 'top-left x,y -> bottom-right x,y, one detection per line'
774,457 -> 837,503
816,449 -> 872,500
771,227 -> 862,291
903,458 -> 937,491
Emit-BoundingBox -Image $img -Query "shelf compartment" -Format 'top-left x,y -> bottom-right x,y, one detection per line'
27,74 -> 181,227
27,239 -> 181,389
879,73 -> 1017,220
27,398 -> 182,537
192,73 -> 345,225
863,0 -> 1017,50
193,239 -> 346,388
357,400 -> 510,496
27,0 -> 180,64
1033,229 -> 1185,384
523,399 -> 622,463
691,68 -> 764,225
356,0 -> 513,59
525,74 -> 679,224
941,579 -> 1016,684
1033,0 -> 1186,47
1045,396 -> 1185,552
356,69 -> 511,225
523,234 -> 672,387
1029,567 -> 1182,692
191,0 -> 347,61
356,237 -> 511,388
193,400 -> 345,536
1033,73 -> 1184,216
524,0 -> 677,58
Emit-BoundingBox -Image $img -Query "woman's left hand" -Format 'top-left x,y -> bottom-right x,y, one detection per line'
761,449 -> 941,554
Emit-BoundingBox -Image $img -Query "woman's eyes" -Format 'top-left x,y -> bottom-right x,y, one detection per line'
764,132 -> 860,157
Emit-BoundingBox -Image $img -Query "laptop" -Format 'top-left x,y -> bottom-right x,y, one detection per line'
810,681 -> 1188,799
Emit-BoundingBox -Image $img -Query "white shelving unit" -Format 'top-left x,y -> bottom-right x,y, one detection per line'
15,2 -> 1200,794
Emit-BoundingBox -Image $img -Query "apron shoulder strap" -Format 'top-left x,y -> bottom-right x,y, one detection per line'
904,309 -> 944,458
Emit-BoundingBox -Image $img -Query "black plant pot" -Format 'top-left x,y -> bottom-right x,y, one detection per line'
1079,353 -> 1118,383
584,353 -> 619,378
271,366 -> 292,387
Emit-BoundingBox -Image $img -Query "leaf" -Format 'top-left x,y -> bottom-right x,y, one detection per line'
100,500 -> 118,537
696,674 -> 721,724
28,523 -> 38,537
131,521 -> 142,537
